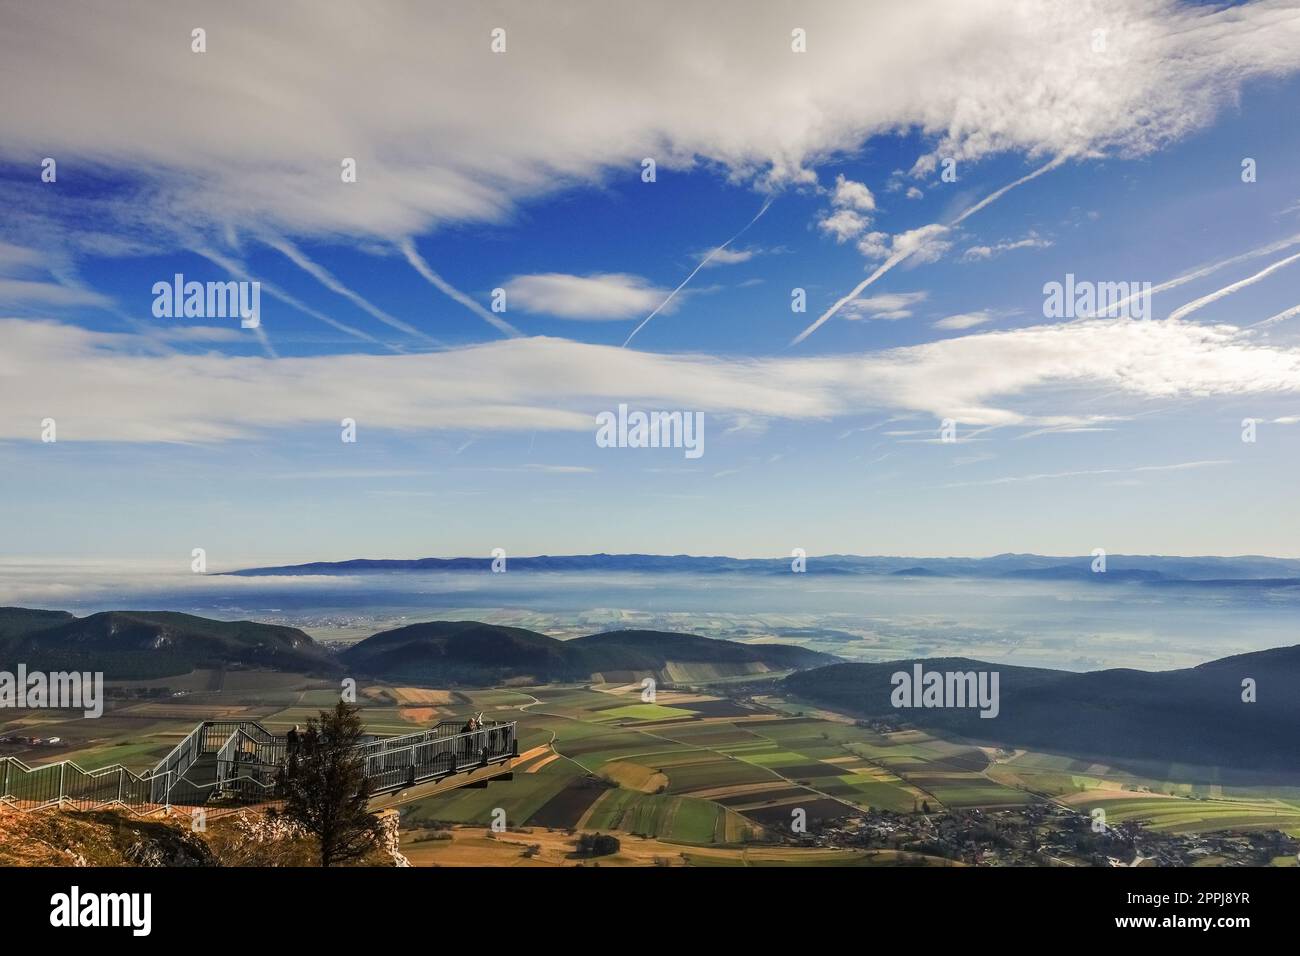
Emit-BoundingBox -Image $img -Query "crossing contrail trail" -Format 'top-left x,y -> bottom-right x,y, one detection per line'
266,237 -> 444,346
194,246 -> 402,352
623,195 -> 774,347
399,239 -> 521,338
1167,250 -> 1300,322
791,157 -> 1065,346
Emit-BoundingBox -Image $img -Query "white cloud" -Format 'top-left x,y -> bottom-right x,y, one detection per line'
503,273 -> 675,320
0,279 -> 110,308
818,175 -> 878,241
963,232 -> 1053,261
819,209 -> 871,243
933,311 -> 993,331
856,224 -> 956,263
0,241 -> 45,274
796,156 -> 1063,345
5,315 -> 1300,442
696,247 -> 757,267
906,187 -> 924,200
890,225 -> 953,264
855,231 -> 892,259
842,292 -> 928,321
830,175 -> 876,213
2,1 -> 1294,243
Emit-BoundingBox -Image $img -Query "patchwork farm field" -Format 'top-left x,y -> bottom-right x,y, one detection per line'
7,666 -> 1299,865
398,682 -> 1042,847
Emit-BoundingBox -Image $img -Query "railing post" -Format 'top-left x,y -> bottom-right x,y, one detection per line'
1,758 -> 8,799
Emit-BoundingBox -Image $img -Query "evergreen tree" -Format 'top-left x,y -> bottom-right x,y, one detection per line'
277,701 -> 381,866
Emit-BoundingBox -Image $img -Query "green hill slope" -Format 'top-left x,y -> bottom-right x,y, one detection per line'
781,648 -> 1300,773
3,609 -> 336,678
342,621 -> 836,685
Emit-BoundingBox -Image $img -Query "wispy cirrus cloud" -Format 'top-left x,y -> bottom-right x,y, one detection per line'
842,292 -> 928,321
962,232 -> 1053,261
943,459 -> 1230,488
5,315 -> 1300,442
695,247 -> 760,267
3,1 -> 1296,246
0,278 -> 111,309
933,311 -> 995,331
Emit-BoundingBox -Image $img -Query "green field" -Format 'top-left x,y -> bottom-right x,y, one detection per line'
7,666 -> 1299,861
596,704 -> 698,722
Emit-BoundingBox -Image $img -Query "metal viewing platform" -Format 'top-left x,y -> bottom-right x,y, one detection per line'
0,717 -> 517,814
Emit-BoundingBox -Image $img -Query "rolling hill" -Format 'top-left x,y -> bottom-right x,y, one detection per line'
0,609 -> 337,679
0,607 -> 76,650
781,646 -> 1300,773
341,621 -> 836,685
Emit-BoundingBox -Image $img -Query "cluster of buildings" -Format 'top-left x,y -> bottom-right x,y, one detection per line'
0,734 -> 63,748
808,803 -> 1298,867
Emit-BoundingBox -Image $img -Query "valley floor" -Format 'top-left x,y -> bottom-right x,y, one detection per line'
5,668 -> 1300,866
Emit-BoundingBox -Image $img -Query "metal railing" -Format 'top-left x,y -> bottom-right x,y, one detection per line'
0,716 -> 517,812
357,721 -> 516,794
148,720 -> 209,804
214,727 -> 285,801
0,755 -> 161,812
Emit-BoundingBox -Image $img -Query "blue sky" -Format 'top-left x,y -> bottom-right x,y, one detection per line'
2,1 -> 1300,565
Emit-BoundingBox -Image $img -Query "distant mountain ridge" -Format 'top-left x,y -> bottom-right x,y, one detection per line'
781,647 -> 1300,774
340,621 -> 837,685
228,552 -> 1300,583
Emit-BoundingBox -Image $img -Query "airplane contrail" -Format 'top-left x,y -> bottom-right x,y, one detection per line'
194,246 -> 402,352
265,237 -> 444,346
399,239 -> 521,338
1166,250 -> 1300,322
1083,232 -> 1300,320
623,195 -> 774,347
791,157 -> 1064,346
1251,302 -> 1300,328
250,324 -> 278,359
952,155 -> 1067,225
790,247 -> 915,346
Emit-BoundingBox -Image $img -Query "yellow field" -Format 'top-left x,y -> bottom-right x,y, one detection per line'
601,760 -> 669,793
